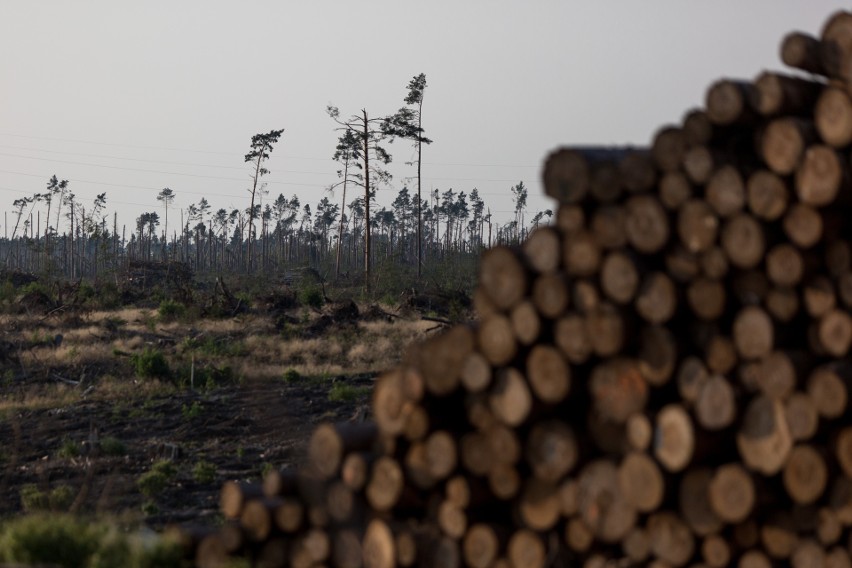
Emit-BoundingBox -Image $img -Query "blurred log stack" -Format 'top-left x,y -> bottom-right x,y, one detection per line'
173,9 -> 852,568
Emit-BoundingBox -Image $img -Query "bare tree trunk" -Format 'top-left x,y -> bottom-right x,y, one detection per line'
416,99 -> 423,279
363,110 -> 372,291
336,162 -> 349,278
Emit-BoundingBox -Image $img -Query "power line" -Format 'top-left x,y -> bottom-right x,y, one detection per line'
0,132 -> 541,169
0,143 -> 336,175
0,132 -> 235,156
0,153 -> 537,191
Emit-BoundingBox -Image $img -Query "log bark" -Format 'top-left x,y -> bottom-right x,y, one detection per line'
706,79 -> 757,125
816,87 -> 852,147
309,422 -> 378,480
751,71 -> 823,116
780,32 -> 825,75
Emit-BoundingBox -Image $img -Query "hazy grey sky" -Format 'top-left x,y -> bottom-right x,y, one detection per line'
0,1 -> 845,233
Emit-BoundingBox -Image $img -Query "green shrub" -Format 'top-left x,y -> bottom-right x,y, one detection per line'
0,514 -> 184,568
57,437 -> 80,458
137,460 -> 177,498
299,285 -> 324,308
99,436 -> 127,456
0,280 -> 15,304
328,383 -> 371,402
93,282 -> 122,310
48,485 -> 75,510
19,281 -> 53,300
20,484 -> 48,512
0,515 -> 101,567
140,500 -> 159,516
130,347 -> 170,379
182,336 -> 245,358
282,368 -> 301,384
182,401 -> 203,420
77,282 -> 96,302
158,299 -> 186,321
192,460 -> 217,484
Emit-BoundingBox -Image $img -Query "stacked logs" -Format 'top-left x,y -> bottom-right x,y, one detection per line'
171,9 -> 852,567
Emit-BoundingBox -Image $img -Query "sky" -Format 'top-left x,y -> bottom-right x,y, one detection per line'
0,1 -> 846,236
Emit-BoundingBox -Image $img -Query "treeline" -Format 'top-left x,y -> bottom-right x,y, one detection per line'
0,73 -> 552,288
0,180 -> 550,283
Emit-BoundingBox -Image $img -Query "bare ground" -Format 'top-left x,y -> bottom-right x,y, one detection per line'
0,300 -> 437,529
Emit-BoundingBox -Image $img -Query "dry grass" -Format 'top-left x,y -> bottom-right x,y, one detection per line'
92,376 -> 174,401
3,301 -> 434,402
0,383 -> 80,413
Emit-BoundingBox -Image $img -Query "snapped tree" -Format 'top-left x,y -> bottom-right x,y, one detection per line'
244,129 -> 285,272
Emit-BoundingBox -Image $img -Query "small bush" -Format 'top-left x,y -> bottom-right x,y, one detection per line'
158,299 -> 186,321
19,281 -> 53,300
193,460 -> 217,484
182,336 -> 246,358
20,484 -> 48,512
0,514 -> 184,568
0,514 -> 101,568
299,286 -> 324,309
282,368 -> 301,384
0,280 -> 15,304
182,401 -> 203,420
57,437 -> 80,458
328,382 -> 371,402
140,500 -> 159,516
93,282 -> 122,310
48,485 -> 75,511
137,460 -> 177,498
130,347 -> 170,379
99,436 -> 127,456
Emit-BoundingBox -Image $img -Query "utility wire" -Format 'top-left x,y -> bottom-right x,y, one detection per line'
0,132 -> 540,168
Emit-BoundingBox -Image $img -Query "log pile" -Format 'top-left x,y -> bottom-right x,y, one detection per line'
171,10 -> 852,567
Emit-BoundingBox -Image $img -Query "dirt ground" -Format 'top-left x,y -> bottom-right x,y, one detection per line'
0,299 -> 439,529
0,375 -> 369,527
